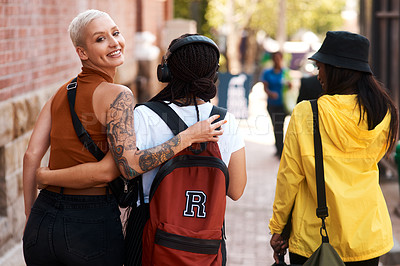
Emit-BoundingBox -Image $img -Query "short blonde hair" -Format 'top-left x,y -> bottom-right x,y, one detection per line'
68,9 -> 111,47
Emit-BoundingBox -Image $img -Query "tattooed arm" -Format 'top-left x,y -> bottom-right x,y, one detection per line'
36,83 -> 225,186
105,86 -> 224,179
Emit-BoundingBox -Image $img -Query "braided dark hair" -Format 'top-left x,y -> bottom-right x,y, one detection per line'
150,34 -> 219,120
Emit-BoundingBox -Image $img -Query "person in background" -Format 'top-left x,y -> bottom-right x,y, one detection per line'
296,74 -> 323,103
269,31 -> 398,265
23,10 -> 224,266
261,51 -> 291,158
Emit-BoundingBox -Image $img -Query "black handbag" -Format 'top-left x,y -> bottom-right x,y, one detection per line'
66,77 -> 137,208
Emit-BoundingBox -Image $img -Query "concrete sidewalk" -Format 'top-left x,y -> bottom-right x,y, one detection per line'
224,88 -> 282,265
225,136 -> 278,265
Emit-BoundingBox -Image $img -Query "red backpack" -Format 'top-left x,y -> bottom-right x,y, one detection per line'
140,102 -> 229,266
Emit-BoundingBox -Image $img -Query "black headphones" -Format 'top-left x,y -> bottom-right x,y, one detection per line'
157,35 -> 220,83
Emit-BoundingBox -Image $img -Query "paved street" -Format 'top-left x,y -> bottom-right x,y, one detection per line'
225,86 -> 281,265
225,137 -> 278,265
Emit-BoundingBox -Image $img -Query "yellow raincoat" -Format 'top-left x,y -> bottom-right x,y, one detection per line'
269,95 -> 393,262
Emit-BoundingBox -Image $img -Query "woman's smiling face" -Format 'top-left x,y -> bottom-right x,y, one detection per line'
78,15 -> 125,70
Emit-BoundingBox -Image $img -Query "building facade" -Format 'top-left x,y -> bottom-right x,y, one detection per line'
360,0 -> 400,111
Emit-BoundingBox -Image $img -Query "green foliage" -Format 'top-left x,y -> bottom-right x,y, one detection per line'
247,0 -> 279,38
205,0 -> 346,39
174,0 -> 191,19
175,0 -> 211,35
205,0 -> 225,28
198,0 -> 211,35
285,0 -> 346,38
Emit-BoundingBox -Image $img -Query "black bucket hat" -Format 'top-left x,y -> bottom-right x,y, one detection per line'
309,31 -> 372,74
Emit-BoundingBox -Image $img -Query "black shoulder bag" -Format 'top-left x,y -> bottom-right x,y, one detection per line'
66,77 -> 137,208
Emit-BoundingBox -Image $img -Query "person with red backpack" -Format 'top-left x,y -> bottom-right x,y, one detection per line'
34,32 -> 246,265
128,34 -> 247,265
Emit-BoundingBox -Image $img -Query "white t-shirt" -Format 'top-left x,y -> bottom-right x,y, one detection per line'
134,102 -> 245,204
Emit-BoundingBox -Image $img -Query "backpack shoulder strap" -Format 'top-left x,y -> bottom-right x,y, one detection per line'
140,101 -> 188,135
67,77 -> 105,161
210,105 -> 227,120
210,106 -> 227,130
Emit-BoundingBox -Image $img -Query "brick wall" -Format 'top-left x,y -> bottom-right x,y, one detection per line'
0,0 -> 172,259
141,0 -> 173,47
0,0 -> 139,101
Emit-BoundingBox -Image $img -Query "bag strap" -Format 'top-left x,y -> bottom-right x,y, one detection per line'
140,101 -> 227,134
310,99 -> 329,243
140,101 -> 227,155
140,101 -> 188,135
137,174 -> 145,205
310,99 -> 328,218
67,77 -> 105,161
210,105 -> 227,128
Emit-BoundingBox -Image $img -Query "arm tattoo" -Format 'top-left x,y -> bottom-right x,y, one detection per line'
137,135 -> 181,172
106,91 -> 182,179
108,91 -> 135,148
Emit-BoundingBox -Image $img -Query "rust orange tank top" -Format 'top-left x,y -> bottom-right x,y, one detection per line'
49,67 -> 113,170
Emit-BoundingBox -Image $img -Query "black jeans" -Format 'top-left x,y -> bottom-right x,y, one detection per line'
23,189 -> 124,266
267,105 -> 287,157
290,252 -> 380,266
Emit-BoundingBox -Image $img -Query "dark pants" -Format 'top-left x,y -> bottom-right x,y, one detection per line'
290,252 -> 380,266
267,105 -> 287,157
23,189 -> 124,266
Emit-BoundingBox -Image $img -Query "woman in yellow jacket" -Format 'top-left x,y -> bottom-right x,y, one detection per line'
269,31 -> 399,265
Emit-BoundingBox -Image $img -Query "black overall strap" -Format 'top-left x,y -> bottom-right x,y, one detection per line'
67,77 -> 105,161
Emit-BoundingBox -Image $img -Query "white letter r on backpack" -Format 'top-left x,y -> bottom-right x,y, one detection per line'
183,191 -> 207,218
